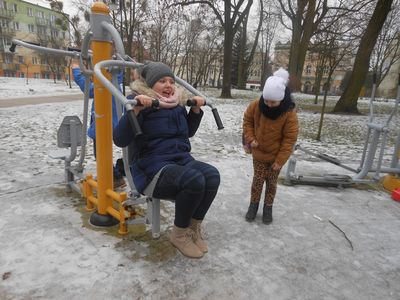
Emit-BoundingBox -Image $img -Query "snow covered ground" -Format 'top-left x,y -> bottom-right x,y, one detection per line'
0,77 -> 399,299
0,77 -> 81,99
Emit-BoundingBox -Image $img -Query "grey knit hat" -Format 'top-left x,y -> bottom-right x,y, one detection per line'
141,62 -> 175,87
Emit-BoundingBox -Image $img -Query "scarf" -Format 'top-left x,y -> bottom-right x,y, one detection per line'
258,88 -> 295,120
155,87 -> 181,109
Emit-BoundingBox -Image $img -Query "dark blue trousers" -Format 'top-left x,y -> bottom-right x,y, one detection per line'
152,160 -> 220,228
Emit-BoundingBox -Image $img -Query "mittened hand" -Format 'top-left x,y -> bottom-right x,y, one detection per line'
191,96 -> 205,114
243,144 -> 252,154
250,140 -> 259,148
192,96 -> 205,107
272,162 -> 281,171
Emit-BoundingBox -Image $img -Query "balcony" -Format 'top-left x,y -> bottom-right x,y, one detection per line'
48,20 -> 57,28
35,17 -> 48,26
0,27 -> 15,37
0,9 -> 15,19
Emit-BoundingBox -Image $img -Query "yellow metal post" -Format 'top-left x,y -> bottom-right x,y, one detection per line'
91,3 -> 114,219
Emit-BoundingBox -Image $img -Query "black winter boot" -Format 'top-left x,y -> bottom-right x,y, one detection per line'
245,202 -> 259,222
262,205 -> 273,224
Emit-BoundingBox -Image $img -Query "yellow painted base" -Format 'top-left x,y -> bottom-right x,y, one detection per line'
382,174 -> 400,192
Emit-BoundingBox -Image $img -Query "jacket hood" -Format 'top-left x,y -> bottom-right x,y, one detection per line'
129,79 -> 188,106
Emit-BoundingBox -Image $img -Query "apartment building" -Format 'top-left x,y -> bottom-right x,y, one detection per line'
274,41 -> 352,95
0,0 -> 69,79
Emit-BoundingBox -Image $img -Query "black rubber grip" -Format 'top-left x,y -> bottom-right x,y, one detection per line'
9,43 -> 16,52
68,46 -> 81,52
135,98 -> 160,108
211,108 -> 224,130
186,99 -> 197,106
25,41 -> 40,46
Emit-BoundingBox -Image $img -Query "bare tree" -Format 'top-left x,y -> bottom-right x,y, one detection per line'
315,36 -> 352,140
146,2 -> 183,64
370,0 -> 400,89
172,0 -> 254,98
47,0 -> 85,47
260,2 -> 280,87
236,0 -> 263,89
333,0 -> 394,113
275,0 -> 330,89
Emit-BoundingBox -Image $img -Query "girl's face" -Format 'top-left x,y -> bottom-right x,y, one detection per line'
264,99 -> 281,108
152,76 -> 175,97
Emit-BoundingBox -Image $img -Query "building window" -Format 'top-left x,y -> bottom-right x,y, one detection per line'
18,55 -> 24,63
5,53 -> 13,63
33,73 -> 40,79
306,65 -> 312,74
37,11 -> 44,18
27,7 -> 33,16
37,26 -> 46,35
50,14 -> 56,22
51,29 -> 59,38
12,3 -> 16,12
20,73 -> 25,78
0,1 -> 7,10
28,24 -> 34,32
13,21 -> 19,30
1,19 -> 9,28
32,57 -> 38,64
5,70 -> 16,77
4,37 -> 11,46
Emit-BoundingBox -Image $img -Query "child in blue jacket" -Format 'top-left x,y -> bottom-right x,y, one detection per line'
113,62 -> 220,259
71,63 -> 125,189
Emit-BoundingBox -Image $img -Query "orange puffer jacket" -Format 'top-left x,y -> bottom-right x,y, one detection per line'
243,99 -> 299,166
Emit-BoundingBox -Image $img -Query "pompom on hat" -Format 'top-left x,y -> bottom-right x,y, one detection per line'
141,62 -> 175,88
262,68 -> 289,102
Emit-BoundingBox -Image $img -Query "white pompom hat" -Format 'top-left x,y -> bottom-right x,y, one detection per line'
262,68 -> 289,101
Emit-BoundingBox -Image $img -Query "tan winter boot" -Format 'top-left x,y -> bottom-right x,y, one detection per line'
189,219 -> 208,253
170,225 -> 203,258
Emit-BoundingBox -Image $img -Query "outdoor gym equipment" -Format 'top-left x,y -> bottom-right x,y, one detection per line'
284,73 -> 400,189
10,2 -> 223,237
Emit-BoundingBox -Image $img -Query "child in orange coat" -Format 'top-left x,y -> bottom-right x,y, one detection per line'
242,68 -> 299,224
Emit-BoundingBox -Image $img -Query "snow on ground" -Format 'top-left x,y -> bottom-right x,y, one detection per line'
0,77 -> 81,99
0,78 -> 400,299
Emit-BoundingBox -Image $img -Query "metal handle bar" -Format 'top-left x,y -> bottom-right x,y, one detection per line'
124,55 -> 224,129
93,60 -> 143,136
125,55 -> 224,130
10,39 -> 80,58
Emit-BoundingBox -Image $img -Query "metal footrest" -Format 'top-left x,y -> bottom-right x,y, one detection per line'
49,149 -> 70,160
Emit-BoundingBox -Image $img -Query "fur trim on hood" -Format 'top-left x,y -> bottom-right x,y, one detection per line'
129,79 -> 188,106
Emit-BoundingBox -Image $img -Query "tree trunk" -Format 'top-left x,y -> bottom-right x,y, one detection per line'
237,21 -> 247,89
333,0 -> 393,113
221,6 -> 234,98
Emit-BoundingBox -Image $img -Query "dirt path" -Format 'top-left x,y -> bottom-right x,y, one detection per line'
0,93 -> 83,108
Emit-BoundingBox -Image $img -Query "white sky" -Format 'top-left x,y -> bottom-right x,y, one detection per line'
24,0 -> 82,16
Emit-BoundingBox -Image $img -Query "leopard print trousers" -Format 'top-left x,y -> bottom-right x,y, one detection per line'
250,159 -> 280,206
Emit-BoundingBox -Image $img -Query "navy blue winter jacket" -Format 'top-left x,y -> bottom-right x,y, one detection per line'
113,105 -> 203,193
